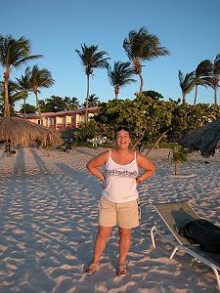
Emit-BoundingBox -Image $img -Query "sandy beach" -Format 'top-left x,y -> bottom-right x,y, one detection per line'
0,146 -> 219,293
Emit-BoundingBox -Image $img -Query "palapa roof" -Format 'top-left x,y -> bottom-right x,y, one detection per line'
0,116 -> 63,147
179,118 -> 220,157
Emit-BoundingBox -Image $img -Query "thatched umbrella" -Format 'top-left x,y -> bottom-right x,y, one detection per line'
0,116 -> 63,152
179,118 -> 220,157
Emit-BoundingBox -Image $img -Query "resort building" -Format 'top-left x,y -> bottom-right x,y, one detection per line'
20,107 -> 99,130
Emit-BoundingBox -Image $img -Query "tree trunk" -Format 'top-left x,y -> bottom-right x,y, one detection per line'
214,86 -> 218,105
194,85 -> 198,105
23,97 -> 27,118
4,71 -> 10,117
182,93 -> 186,104
114,84 -> 119,100
132,132 -> 146,151
139,73 -> 144,94
145,129 -> 170,156
85,74 -> 90,122
35,91 -> 43,125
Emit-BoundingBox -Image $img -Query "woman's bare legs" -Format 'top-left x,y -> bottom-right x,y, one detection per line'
118,227 -> 131,265
92,225 -> 112,264
85,226 -> 112,275
86,226 -> 131,275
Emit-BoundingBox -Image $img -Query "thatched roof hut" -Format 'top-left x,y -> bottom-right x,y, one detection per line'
179,118 -> 220,157
0,116 -> 63,147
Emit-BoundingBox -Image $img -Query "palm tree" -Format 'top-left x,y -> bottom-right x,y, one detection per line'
107,61 -> 136,99
193,60 -> 213,105
25,65 -> 54,123
169,145 -> 188,176
9,82 -> 28,114
75,44 -> 109,122
179,70 -> 199,104
87,94 -> 99,107
16,71 -> 32,117
0,80 -> 28,115
82,94 -> 99,107
123,27 -> 169,94
0,34 -> 42,116
63,96 -> 80,110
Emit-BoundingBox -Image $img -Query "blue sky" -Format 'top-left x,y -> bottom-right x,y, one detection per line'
1,0 -> 220,110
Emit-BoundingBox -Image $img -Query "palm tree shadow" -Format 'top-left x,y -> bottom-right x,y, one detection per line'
0,147 -> 102,291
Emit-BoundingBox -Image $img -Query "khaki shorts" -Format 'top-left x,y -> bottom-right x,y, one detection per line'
98,197 -> 140,229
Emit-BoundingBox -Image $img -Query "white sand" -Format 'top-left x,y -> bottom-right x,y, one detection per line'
0,146 -> 219,293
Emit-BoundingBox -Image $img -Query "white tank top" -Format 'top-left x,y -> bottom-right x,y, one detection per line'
101,150 -> 139,203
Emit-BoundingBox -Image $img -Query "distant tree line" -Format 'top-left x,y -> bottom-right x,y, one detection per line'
1,28 -> 219,119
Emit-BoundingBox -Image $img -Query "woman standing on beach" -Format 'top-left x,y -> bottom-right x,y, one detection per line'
85,126 -> 155,276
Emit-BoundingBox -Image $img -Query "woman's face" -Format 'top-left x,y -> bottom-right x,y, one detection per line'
115,129 -> 131,149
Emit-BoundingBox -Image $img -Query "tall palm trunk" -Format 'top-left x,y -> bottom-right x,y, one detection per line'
85,73 -> 90,122
114,84 -> 119,99
139,73 -> 144,94
182,93 -> 186,104
194,85 -> 198,105
3,71 -> 11,156
34,90 -> 43,125
23,97 -> 27,118
214,87 -> 218,105
4,71 -> 10,117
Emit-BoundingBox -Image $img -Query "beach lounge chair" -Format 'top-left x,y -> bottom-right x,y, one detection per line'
150,201 -> 220,291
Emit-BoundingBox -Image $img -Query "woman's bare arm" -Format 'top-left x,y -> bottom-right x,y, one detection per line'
86,150 -> 109,182
136,152 -> 155,183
